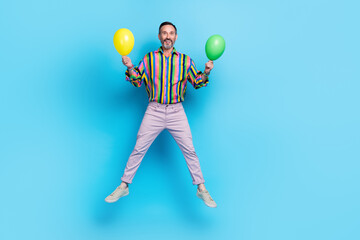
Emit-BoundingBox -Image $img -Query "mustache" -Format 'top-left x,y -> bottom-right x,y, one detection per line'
164,39 -> 172,42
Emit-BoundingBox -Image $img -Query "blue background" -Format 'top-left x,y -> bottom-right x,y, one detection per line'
1,0 -> 359,239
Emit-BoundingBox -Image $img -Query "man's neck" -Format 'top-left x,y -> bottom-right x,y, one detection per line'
162,47 -> 173,57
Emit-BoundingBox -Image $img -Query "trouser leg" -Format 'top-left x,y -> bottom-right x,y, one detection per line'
166,104 -> 205,185
121,104 -> 165,184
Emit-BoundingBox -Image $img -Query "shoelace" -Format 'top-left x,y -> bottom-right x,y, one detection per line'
110,187 -> 123,196
200,191 -> 214,202
207,195 -> 214,202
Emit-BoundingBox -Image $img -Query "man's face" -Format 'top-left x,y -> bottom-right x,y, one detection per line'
158,25 -> 178,50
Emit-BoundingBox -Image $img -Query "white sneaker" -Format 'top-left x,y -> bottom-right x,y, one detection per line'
105,186 -> 129,203
196,189 -> 217,208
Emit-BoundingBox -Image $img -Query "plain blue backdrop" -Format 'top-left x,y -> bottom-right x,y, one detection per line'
1,0 -> 359,239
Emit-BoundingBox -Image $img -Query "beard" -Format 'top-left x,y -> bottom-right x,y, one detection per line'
162,39 -> 174,49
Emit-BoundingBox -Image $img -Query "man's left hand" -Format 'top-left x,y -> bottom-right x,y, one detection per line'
204,60 -> 214,75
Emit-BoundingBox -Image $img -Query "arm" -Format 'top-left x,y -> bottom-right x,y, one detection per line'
122,56 -> 145,87
187,59 -> 214,89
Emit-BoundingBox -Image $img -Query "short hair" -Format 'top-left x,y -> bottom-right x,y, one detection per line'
159,21 -> 177,34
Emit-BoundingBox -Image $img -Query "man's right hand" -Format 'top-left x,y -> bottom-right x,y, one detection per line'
122,56 -> 133,69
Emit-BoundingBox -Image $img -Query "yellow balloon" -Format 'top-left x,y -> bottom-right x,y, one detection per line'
113,28 -> 134,56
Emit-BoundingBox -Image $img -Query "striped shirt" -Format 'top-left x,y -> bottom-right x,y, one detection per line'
125,47 -> 209,104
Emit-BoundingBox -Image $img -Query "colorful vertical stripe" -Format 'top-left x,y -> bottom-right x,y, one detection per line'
125,47 -> 209,104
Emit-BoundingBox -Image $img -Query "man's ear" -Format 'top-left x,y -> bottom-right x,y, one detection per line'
158,34 -> 161,40
175,34 -> 178,41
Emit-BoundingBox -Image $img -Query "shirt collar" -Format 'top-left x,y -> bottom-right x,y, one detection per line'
156,46 -> 179,56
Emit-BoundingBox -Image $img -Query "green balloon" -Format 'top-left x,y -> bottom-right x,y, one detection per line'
205,34 -> 225,60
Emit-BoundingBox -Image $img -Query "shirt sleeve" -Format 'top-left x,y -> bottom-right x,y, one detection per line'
186,58 -> 209,89
125,57 -> 146,87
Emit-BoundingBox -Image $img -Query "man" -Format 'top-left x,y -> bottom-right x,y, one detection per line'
105,21 -> 216,208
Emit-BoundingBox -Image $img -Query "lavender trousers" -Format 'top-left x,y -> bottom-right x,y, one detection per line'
121,101 -> 205,185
